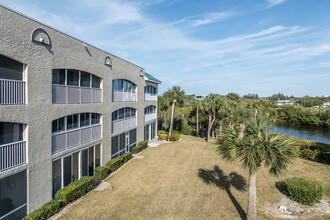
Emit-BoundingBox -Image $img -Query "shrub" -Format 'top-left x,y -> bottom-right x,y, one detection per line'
284,177 -> 323,205
106,156 -> 124,172
158,130 -> 168,135
138,140 -> 148,148
23,199 -> 62,220
94,166 -> 109,181
158,133 -> 167,140
55,176 -> 95,204
122,152 -> 133,163
174,132 -> 180,141
169,136 -> 176,142
132,141 -> 149,154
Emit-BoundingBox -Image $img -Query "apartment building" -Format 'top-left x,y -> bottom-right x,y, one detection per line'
0,5 -> 161,219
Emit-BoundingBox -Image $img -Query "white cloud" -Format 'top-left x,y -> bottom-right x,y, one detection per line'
267,0 -> 286,8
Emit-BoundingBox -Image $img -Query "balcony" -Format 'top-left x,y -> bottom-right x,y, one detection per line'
144,93 -> 157,102
112,90 -> 136,102
0,141 -> 26,172
0,79 -> 25,105
52,124 -> 101,154
144,113 -> 157,123
112,117 -> 136,134
52,85 -> 102,104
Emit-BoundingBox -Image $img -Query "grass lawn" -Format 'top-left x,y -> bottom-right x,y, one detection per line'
60,135 -> 330,220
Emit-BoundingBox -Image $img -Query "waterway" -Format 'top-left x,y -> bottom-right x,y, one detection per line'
269,123 -> 330,144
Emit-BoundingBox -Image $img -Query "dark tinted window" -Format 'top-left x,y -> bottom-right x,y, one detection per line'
80,113 -> 90,127
0,122 -> 24,145
0,55 -> 23,80
67,114 -> 78,130
80,71 -> 90,87
92,75 -> 101,88
91,113 -> 100,124
67,69 -> 79,86
52,69 -> 65,85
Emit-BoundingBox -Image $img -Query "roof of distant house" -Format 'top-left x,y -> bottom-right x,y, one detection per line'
145,73 -> 162,84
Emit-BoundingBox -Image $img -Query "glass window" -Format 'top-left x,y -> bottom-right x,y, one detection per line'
0,170 -> 27,219
119,109 -> 124,119
92,113 -> 100,125
111,136 -> 118,155
80,71 -> 90,87
0,55 -> 23,81
52,160 -> 61,198
0,122 -> 24,145
92,75 -> 101,88
120,133 -> 125,150
131,109 -> 136,117
81,149 -> 88,177
52,118 -> 65,133
88,147 -> 94,176
118,79 -> 123,90
125,108 -> 131,118
113,79 -> 119,90
67,69 -> 79,86
80,113 -> 90,127
123,80 -> 127,91
112,111 -> 117,121
95,144 -> 101,167
52,69 -> 65,85
130,129 -> 136,146
63,156 -> 72,187
72,152 -> 79,181
67,114 -> 78,130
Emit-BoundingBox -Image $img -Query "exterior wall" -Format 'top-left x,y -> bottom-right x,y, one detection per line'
0,6 -> 159,214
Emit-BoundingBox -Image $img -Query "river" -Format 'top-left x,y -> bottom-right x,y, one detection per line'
269,123 -> 330,144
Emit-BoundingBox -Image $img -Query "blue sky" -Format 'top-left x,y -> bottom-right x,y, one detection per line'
1,0 -> 330,97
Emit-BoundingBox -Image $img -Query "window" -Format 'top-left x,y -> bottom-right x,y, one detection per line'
67,114 -> 79,130
52,69 -> 65,85
145,105 -> 156,114
52,117 -> 65,133
67,69 -> 79,86
112,108 -> 136,122
0,170 -> 27,219
91,113 -> 100,125
80,71 -> 91,87
145,85 -> 156,95
80,113 -> 90,127
0,55 -> 23,81
52,160 -> 61,198
92,75 -> 101,88
112,79 -> 136,92
63,156 -> 72,187
0,122 -> 24,145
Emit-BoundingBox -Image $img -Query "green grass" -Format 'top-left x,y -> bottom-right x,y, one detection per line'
60,135 -> 330,220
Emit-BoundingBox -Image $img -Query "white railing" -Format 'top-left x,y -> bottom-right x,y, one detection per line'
0,141 -> 26,172
0,79 -> 25,105
112,117 -> 136,134
112,90 -> 136,102
52,85 -> 102,104
144,93 -> 157,101
144,113 -> 157,123
52,124 -> 101,154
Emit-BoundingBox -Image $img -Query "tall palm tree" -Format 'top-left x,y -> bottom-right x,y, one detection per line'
217,114 -> 298,220
188,98 -> 202,137
163,86 -> 185,137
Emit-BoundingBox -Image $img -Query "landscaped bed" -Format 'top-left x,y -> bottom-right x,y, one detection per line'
59,135 -> 330,219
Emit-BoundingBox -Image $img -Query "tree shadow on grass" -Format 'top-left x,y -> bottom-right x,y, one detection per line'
198,165 -> 247,220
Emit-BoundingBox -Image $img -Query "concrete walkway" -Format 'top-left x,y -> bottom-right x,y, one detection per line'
148,140 -> 163,147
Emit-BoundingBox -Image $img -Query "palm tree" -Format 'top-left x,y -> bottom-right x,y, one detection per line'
188,98 -> 202,137
163,86 -> 185,137
217,114 -> 298,220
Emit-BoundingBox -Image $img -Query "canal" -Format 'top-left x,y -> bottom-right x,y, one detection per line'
269,123 -> 330,144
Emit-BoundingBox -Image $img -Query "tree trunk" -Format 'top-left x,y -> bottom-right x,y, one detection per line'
212,129 -> 215,138
247,173 -> 257,220
169,100 -> 176,137
207,110 -> 212,142
239,122 -> 245,138
255,108 -> 258,115
196,106 -> 199,137
219,123 -> 223,137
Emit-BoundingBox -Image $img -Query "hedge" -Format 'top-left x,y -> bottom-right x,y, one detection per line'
23,199 -> 62,220
284,177 -> 323,205
105,152 -> 132,172
94,166 -> 109,181
132,141 -> 148,154
55,176 -> 95,204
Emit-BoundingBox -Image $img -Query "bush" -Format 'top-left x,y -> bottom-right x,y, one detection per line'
158,133 -> 167,140
55,176 -> 95,204
106,156 -> 124,172
23,199 -> 62,220
122,152 -> 133,163
174,132 -> 180,141
169,136 -> 176,141
132,141 -> 149,154
138,140 -> 148,148
158,130 -> 168,135
284,177 -> 323,205
94,166 -> 109,181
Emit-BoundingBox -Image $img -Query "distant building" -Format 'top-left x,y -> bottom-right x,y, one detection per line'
194,95 -> 208,100
277,100 -> 295,105
322,102 -> 330,108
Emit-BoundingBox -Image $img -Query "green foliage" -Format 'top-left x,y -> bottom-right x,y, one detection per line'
94,166 -> 109,181
284,177 -> 323,205
174,132 -> 180,140
23,199 -> 62,220
105,152 -> 132,172
158,130 -> 169,140
181,124 -> 196,136
55,176 -> 95,204
122,152 -> 133,163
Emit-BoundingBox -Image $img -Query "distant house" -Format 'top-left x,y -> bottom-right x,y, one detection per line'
277,100 -> 295,105
322,102 -> 330,108
194,95 -> 208,100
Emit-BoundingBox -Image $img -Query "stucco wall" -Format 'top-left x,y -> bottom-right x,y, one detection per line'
0,6 -> 158,213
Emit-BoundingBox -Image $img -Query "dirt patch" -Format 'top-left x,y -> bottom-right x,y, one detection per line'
265,195 -> 330,219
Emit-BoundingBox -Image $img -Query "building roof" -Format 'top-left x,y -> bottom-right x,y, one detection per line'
145,73 -> 162,84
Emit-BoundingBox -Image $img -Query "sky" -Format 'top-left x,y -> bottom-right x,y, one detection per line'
1,0 -> 330,97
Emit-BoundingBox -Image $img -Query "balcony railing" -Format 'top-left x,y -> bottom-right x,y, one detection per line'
52,124 -> 101,154
144,113 -> 157,123
0,79 -> 25,105
52,85 -> 102,104
112,117 -> 136,134
112,90 -> 136,102
144,93 -> 157,101
0,141 -> 26,172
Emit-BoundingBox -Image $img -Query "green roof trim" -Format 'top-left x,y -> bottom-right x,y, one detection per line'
145,72 -> 162,84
